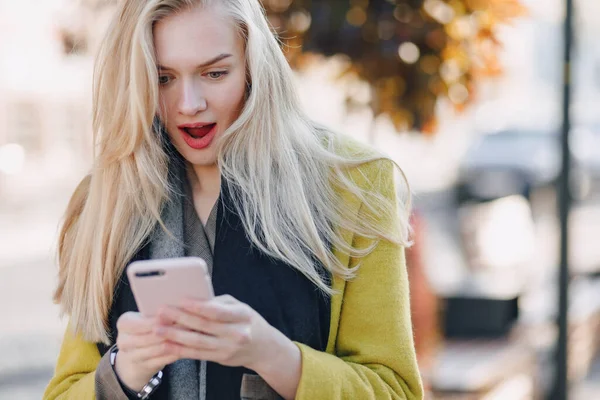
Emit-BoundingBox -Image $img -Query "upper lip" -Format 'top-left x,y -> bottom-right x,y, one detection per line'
177,122 -> 216,129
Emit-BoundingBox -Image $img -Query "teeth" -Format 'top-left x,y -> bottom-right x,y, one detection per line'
183,123 -> 214,130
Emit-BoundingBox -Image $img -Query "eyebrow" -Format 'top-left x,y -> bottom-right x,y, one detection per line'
157,53 -> 233,71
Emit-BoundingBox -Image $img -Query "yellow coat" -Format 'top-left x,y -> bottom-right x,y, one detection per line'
44,148 -> 424,399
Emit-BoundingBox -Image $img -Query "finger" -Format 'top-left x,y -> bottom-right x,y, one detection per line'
157,307 -> 207,333
142,353 -> 180,372
182,294 -> 235,308
158,307 -> 235,337
156,312 -> 177,327
183,299 -> 252,323
126,341 -> 176,363
149,353 -> 181,370
170,342 -> 246,367
214,294 -> 238,305
116,312 -> 155,335
155,326 -> 219,351
170,346 -> 220,363
180,294 -> 236,314
202,302 -> 251,323
117,332 -> 164,352
163,308 -> 242,338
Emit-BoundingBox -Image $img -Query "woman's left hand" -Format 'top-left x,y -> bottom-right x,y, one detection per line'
154,294 -> 277,371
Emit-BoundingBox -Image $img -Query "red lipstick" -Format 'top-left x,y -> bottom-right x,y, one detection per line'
177,122 -> 217,150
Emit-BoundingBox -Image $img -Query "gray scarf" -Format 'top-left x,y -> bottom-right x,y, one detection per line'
145,163 -> 280,400
148,173 -> 213,400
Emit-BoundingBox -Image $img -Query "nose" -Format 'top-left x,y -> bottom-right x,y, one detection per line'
178,78 -> 207,116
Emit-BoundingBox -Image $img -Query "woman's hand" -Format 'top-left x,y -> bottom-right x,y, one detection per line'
155,294 -> 302,399
113,312 -> 179,392
155,295 -> 271,369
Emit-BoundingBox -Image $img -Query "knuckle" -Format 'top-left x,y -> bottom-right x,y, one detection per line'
191,334 -> 204,348
205,339 -> 217,351
116,334 -> 132,350
180,315 -> 194,329
116,315 -> 128,331
176,312 -> 185,324
199,319 -> 211,331
240,306 -> 253,321
117,312 -> 142,332
160,342 -> 172,355
116,337 -> 127,350
235,329 -> 251,345
189,318 -> 204,332
212,309 -> 224,319
169,343 -> 183,358
223,348 -> 237,363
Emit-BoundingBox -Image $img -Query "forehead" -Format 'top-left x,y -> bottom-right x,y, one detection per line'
153,6 -> 242,67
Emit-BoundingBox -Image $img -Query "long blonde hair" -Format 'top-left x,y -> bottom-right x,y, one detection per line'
55,0 -> 411,344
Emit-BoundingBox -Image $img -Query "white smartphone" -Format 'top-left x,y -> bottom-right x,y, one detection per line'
127,257 -> 214,317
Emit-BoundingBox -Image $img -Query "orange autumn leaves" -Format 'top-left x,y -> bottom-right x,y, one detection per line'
262,0 -> 526,133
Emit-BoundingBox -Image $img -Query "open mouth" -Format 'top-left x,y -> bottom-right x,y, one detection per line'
178,123 -> 218,150
182,123 -> 216,138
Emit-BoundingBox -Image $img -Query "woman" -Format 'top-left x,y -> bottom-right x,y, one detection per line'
44,0 -> 423,399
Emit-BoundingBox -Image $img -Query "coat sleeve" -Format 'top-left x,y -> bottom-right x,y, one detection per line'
43,322 -> 100,399
43,322 -> 130,400
294,159 -> 424,400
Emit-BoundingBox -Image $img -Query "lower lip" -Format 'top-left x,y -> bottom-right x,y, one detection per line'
179,124 -> 217,150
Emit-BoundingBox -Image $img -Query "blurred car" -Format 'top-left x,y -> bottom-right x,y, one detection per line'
456,129 -> 591,204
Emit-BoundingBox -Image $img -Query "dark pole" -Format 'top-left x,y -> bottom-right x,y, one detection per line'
550,0 -> 573,399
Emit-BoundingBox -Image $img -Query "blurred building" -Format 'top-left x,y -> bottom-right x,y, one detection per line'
473,0 -> 600,132
0,0 -> 94,206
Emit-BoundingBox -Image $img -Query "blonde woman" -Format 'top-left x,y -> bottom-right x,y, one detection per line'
44,0 -> 423,399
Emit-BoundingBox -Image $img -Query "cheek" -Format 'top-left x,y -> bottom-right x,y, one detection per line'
217,81 -> 247,117
158,92 -> 176,120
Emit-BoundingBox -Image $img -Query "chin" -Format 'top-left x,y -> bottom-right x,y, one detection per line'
179,149 -> 218,167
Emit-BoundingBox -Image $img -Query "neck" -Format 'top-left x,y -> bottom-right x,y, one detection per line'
187,163 -> 221,197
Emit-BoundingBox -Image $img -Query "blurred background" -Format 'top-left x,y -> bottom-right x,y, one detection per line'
1,0 -> 599,398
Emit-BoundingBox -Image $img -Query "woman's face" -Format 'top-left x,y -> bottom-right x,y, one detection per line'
154,6 -> 247,167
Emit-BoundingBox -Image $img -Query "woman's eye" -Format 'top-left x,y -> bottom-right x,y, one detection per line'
158,75 -> 171,85
207,71 -> 228,80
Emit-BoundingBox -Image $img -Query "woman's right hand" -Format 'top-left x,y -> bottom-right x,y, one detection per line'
114,311 -> 178,391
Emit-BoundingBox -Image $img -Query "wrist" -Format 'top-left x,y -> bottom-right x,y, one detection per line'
251,325 -> 301,378
113,351 -> 155,392
249,325 -> 302,400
